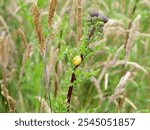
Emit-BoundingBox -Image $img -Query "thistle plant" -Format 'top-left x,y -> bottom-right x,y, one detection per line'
66,10 -> 108,112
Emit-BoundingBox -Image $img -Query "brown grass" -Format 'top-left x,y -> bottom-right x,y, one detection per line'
124,15 -> 141,65
36,96 -> 51,113
18,28 -> 32,112
48,0 -> 57,28
0,37 -> 9,68
32,3 -> 45,55
109,71 -> 132,103
18,28 -> 27,48
0,36 -> 16,112
76,0 -> 82,43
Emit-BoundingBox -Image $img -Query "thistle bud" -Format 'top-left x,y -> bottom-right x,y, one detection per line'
98,27 -> 103,33
97,22 -> 104,27
98,14 -> 108,23
89,10 -> 99,17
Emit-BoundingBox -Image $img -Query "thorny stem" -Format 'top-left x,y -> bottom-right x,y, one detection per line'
67,27 -> 96,112
67,86 -> 73,112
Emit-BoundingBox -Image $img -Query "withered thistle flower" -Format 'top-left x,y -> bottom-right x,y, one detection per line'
32,4 -> 45,55
89,10 -> 108,23
48,0 -> 57,28
89,10 -> 100,17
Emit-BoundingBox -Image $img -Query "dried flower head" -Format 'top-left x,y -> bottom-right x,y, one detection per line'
76,0 -> 82,43
89,10 -> 108,23
18,28 -> 27,48
32,3 -> 45,55
0,36 -> 9,68
7,96 -> 16,113
86,10 -> 109,41
48,0 -> 57,28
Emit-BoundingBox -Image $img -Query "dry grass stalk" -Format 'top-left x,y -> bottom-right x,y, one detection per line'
90,45 -> 125,106
90,46 -> 124,103
98,55 -> 112,83
36,96 -> 51,113
0,69 -> 16,84
32,3 -> 45,55
17,41 -> 32,112
109,71 -> 132,104
121,0 -> 125,14
47,0 -> 70,40
49,0 -> 71,41
69,0 -> 76,38
7,96 -> 16,112
18,28 -> 27,48
137,33 -> 150,38
114,60 -> 148,74
1,84 -> 8,99
76,0 -> 82,43
46,46 -> 58,85
104,19 -> 126,39
124,15 -> 141,65
139,0 -> 150,8
54,72 -> 59,97
0,16 -> 9,33
111,45 -> 124,65
22,43 -> 32,64
52,0 -> 70,30
57,60 -> 63,74
7,8 -> 22,23
48,0 -> 57,28
0,36 -> 16,112
104,73 -> 109,90
0,36 -> 9,68
90,77 -> 102,100
48,23 -> 61,40
18,43 -> 32,85
119,95 -> 137,111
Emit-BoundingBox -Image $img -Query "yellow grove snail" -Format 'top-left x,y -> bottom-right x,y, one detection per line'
72,55 -> 82,66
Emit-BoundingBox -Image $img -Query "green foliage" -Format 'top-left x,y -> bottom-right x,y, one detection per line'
0,0 -> 150,113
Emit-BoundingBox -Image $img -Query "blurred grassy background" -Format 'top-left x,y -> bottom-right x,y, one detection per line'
0,0 -> 150,112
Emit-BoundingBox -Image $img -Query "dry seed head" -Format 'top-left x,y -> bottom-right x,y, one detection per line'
18,43 -> 32,87
36,96 -> 51,112
89,10 -> 100,17
76,0 -> 82,43
89,10 -> 108,23
48,0 -> 57,28
109,71 -> 132,104
32,4 -> 45,55
1,91 -> 4,96
125,15 -> 141,64
0,16 -> 9,33
46,46 -> 58,81
1,83 -> 8,98
18,28 -> 27,48
0,36 -> 9,68
7,96 -> 16,113
23,43 -> 32,64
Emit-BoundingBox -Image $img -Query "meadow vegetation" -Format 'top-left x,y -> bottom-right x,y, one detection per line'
0,0 -> 150,113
